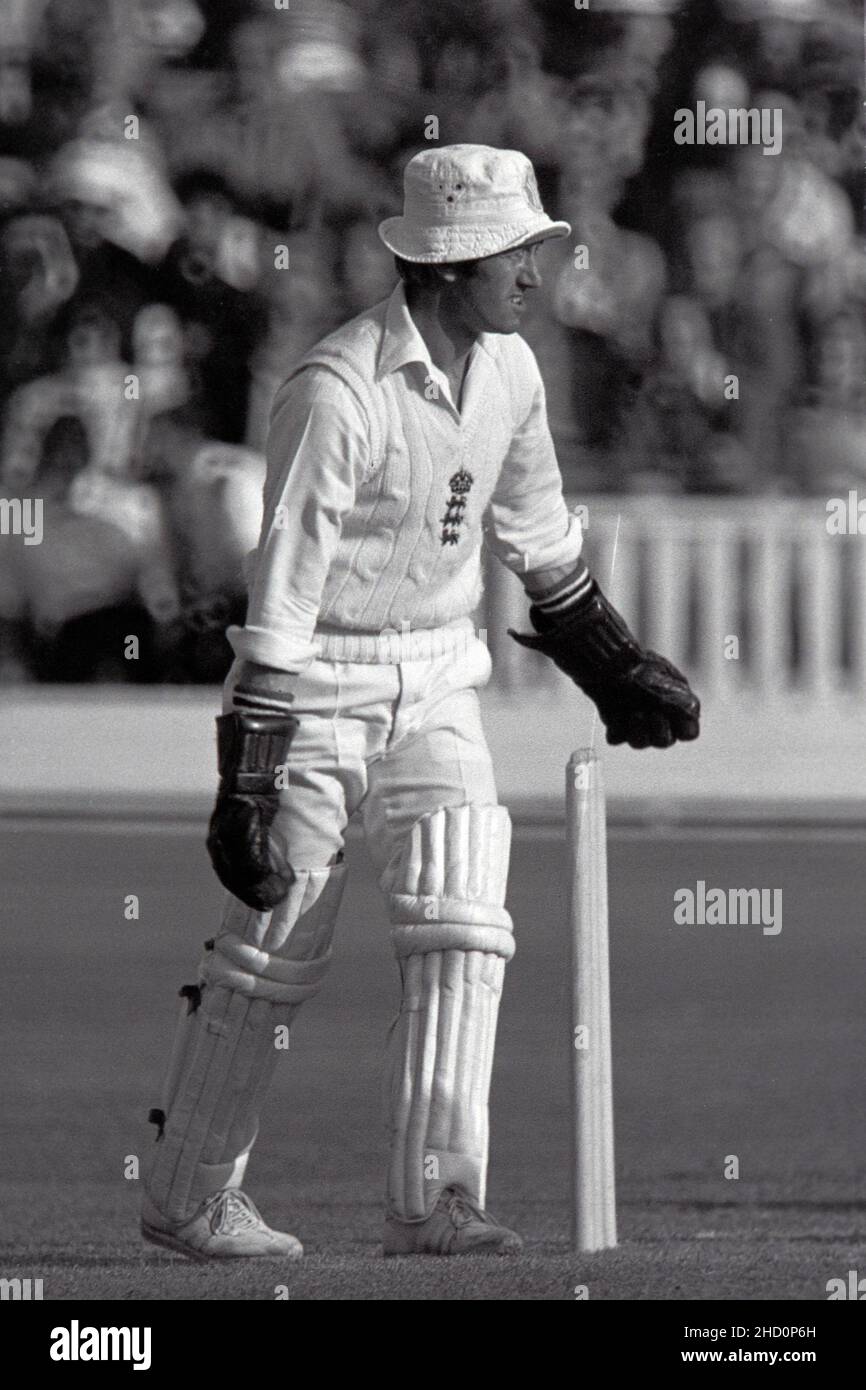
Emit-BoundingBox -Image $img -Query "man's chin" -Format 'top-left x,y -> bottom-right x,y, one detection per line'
487,316 -> 522,335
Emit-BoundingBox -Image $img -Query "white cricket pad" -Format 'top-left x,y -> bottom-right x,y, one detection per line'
147,863 -> 346,1221
383,804 -> 513,1220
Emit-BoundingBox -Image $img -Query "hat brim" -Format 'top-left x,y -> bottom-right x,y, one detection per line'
377,215 -> 571,264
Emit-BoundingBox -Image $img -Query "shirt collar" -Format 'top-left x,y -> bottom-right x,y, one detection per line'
375,280 -> 496,385
376,281 -> 432,380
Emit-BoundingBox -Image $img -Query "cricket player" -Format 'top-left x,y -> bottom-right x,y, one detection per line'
142,145 -> 699,1260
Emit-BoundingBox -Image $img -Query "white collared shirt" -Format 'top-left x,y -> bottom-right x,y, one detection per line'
229,281 -> 582,670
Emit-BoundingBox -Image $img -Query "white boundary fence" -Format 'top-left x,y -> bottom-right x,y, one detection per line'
3,495 -> 866,818
481,496 -> 865,700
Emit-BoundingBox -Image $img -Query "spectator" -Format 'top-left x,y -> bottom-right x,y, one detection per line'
0,412 -> 181,680
0,213 -> 78,401
618,295 -> 752,493
133,303 -> 191,423
0,0 -> 862,682
788,312 -> 866,494
159,172 -> 269,443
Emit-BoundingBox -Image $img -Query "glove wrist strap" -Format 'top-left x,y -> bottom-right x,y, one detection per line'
526,560 -> 594,615
528,566 -> 643,678
231,682 -> 297,718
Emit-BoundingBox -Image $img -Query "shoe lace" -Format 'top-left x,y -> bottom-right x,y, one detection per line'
443,1187 -> 490,1229
207,1189 -> 264,1236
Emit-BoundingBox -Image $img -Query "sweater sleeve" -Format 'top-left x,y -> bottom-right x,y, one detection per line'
227,368 -> 370,671
483,340 -> 583,578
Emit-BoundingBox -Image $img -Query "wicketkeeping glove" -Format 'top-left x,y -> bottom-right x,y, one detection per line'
206,711 -> 298,909
509,565 -> 700,750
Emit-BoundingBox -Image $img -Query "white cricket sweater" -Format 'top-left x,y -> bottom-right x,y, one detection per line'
228,281 -> 583,670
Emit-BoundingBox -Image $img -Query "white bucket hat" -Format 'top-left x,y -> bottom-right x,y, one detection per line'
378,144 -> 571,264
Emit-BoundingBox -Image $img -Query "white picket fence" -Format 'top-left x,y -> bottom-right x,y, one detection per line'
480,496 -> 866,699
3,495 -> 864,818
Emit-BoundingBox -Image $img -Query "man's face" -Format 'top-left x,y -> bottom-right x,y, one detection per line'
66,315 -> 120,369
0,55 -> 32,125
446,239 -> 545,335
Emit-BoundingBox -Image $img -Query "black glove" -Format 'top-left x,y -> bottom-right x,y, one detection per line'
509,571 -> 700,750
206,711 -> 298,909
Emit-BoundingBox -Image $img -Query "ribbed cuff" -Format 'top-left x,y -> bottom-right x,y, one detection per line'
530,562 -> 594,616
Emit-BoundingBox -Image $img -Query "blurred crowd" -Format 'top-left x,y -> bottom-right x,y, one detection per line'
0,0 -> 863,682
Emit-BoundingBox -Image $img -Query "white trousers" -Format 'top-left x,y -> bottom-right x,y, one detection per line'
224,633 -> 499,874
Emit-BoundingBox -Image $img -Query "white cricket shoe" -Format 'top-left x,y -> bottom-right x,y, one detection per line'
142,1188 -> 303,1261
383,1185 -> 524,1257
